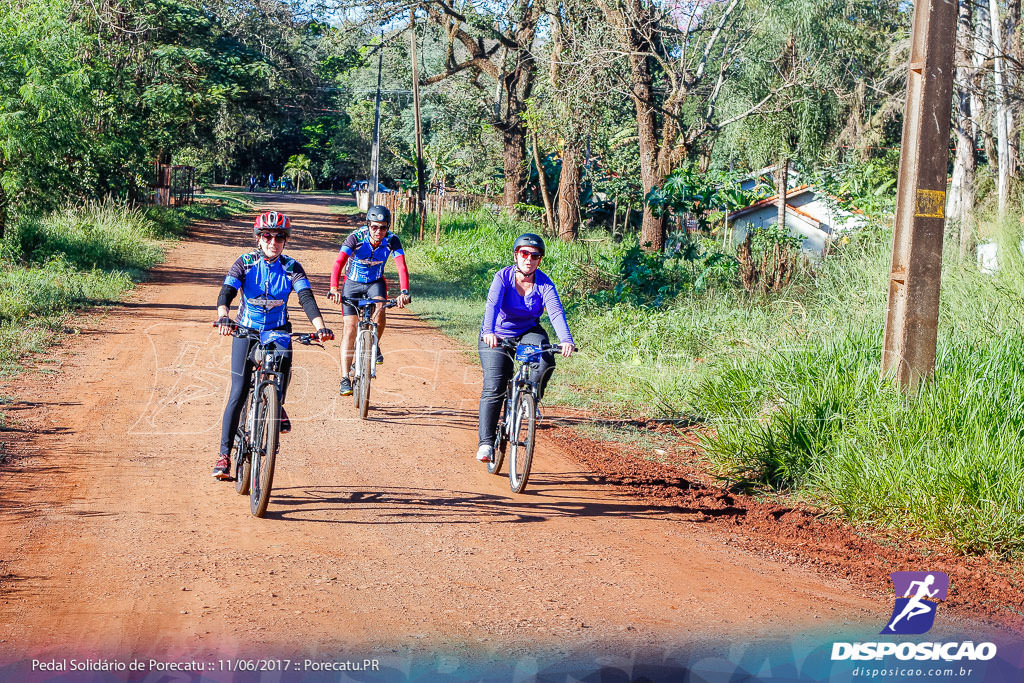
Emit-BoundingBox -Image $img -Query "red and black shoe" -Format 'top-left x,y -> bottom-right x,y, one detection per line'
212,453 -> 231,480
280,408 -> 291,434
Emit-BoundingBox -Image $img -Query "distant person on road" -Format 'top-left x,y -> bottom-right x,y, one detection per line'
268,173 -> 275,192
248,175 -> 257,192
476,233 -> 575,463
212,211 -> 334,479
328,205 -> 411,396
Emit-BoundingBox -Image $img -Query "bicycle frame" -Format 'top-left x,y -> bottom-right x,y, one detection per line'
353,300 -> 381,380
343,297 -> 397,375
500,351 -> 542,441
239,345 -> 285,457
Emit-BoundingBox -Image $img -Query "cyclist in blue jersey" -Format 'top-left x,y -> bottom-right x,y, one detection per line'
328,205 -> 411,396
476,233 -> 575,463
212,211 -> 334,479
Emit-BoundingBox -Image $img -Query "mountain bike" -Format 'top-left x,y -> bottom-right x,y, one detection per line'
342,296 -> 397,420
488,340 -> 573,493
215,321 -> 322,517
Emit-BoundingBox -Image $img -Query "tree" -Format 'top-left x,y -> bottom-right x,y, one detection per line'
592,0 -> 789,251
283,154 -> 315,192
950,0 -> 977,257
419,0 -> 542,209
0,0 -> 92,224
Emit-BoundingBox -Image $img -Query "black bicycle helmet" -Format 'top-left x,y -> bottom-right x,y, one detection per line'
512,233 -> 545,256
366,205 -> 391,224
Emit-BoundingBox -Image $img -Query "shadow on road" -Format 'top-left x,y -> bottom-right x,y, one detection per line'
262,483 -> 745,525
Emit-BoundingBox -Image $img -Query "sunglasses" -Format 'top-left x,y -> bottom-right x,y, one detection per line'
517,250 -> 542,261
260,232 -> 286,243
368,223 -> 387,231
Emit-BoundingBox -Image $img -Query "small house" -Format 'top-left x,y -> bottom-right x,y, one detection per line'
728,170 -> 867,254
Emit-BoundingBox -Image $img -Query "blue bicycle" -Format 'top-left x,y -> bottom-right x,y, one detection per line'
343,296 -> 397,420
489,340 -> 570,493
215,321 -> 322,516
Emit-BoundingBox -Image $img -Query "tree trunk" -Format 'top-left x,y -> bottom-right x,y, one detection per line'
557,142 -> 581,242
0,158 -> 6,240
775,158 -> 789,230
1004,0 -> 1021,181
952,0 -> 977,258
990,0 -> 1010,216
615,0 -> 666,251
635,79 -> 665,251
501,124 -> 528,210
973,4 -> 992,163
531,133 -> 555,234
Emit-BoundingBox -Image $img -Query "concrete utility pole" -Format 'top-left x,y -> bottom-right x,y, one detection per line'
409,12 -> 426,239
880,0 -> 958,390
368,31 -> 384,208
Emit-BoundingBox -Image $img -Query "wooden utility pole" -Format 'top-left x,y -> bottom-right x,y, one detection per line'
880,0 -> 958,390
410,12 -> 426,239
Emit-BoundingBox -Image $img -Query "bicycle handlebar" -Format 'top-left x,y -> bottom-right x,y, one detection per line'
339,296 -> 398,310
483,337 -> 580,353
212,320 -> 326,347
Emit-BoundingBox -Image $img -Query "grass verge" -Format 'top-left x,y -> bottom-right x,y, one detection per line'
0,196 -> 250,376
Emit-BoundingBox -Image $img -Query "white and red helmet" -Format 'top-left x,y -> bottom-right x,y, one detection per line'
253,211 -> 292,237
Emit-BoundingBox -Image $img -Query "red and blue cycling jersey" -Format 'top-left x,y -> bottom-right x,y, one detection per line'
223,250 -> 312,330
330,226 -> 410,290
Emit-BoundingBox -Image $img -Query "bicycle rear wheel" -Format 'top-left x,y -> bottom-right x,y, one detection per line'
357,329 -> 373,420
250,384 -> 280,517
488,397 -> 509,475
234,444 -> 251,496
234,390 -> 254,495
508,392 -> 536,493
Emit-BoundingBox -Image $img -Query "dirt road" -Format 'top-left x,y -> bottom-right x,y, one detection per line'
0,194 -> 1010,677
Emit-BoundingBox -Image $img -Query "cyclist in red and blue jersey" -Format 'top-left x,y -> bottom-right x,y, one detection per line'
476,233 -> 575,463
212,211 -> 334,479
328,205 -> 411,396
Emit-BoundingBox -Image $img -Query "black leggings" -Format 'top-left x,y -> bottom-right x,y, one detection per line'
477,326 -> 554,447
219,333 -> 292,456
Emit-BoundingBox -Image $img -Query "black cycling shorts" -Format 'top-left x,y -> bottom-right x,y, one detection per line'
341,277 -> 387,316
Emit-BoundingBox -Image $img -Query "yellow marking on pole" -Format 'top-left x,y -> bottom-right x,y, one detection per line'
914,189 -> 945,218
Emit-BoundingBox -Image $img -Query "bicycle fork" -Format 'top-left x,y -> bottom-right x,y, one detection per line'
352,324 -> 379,379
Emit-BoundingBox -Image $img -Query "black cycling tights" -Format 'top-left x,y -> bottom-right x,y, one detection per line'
219,334 -> 292,456
477,325 -> 554,447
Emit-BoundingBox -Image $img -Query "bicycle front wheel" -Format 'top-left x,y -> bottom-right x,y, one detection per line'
508,391 -> 536,493
250,384 -> 280,517
357,329 -> 373,420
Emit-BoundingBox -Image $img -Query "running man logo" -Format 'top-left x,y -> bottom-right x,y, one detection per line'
882,571 -> 949,635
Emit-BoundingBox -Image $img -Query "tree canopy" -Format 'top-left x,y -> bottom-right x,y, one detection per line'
4,0 -> 1022,249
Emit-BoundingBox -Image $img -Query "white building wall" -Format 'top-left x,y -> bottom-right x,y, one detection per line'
728,205 -> 828,254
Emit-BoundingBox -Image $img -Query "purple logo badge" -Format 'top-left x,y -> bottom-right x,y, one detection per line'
882,571 -> 949,635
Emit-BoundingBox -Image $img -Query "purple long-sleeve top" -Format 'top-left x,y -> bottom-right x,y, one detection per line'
481,266 -> 574,344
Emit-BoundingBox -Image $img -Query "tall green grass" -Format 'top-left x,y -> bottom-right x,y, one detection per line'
404,207 -> 1024,558
0,197 -> 247,373
693,217 -> 1024,557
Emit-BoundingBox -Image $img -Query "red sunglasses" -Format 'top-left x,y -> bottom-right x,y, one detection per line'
517,249 -> 542,260
260,232 -> 286,243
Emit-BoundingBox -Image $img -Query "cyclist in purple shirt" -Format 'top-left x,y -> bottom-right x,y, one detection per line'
476,233 -> 576,463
